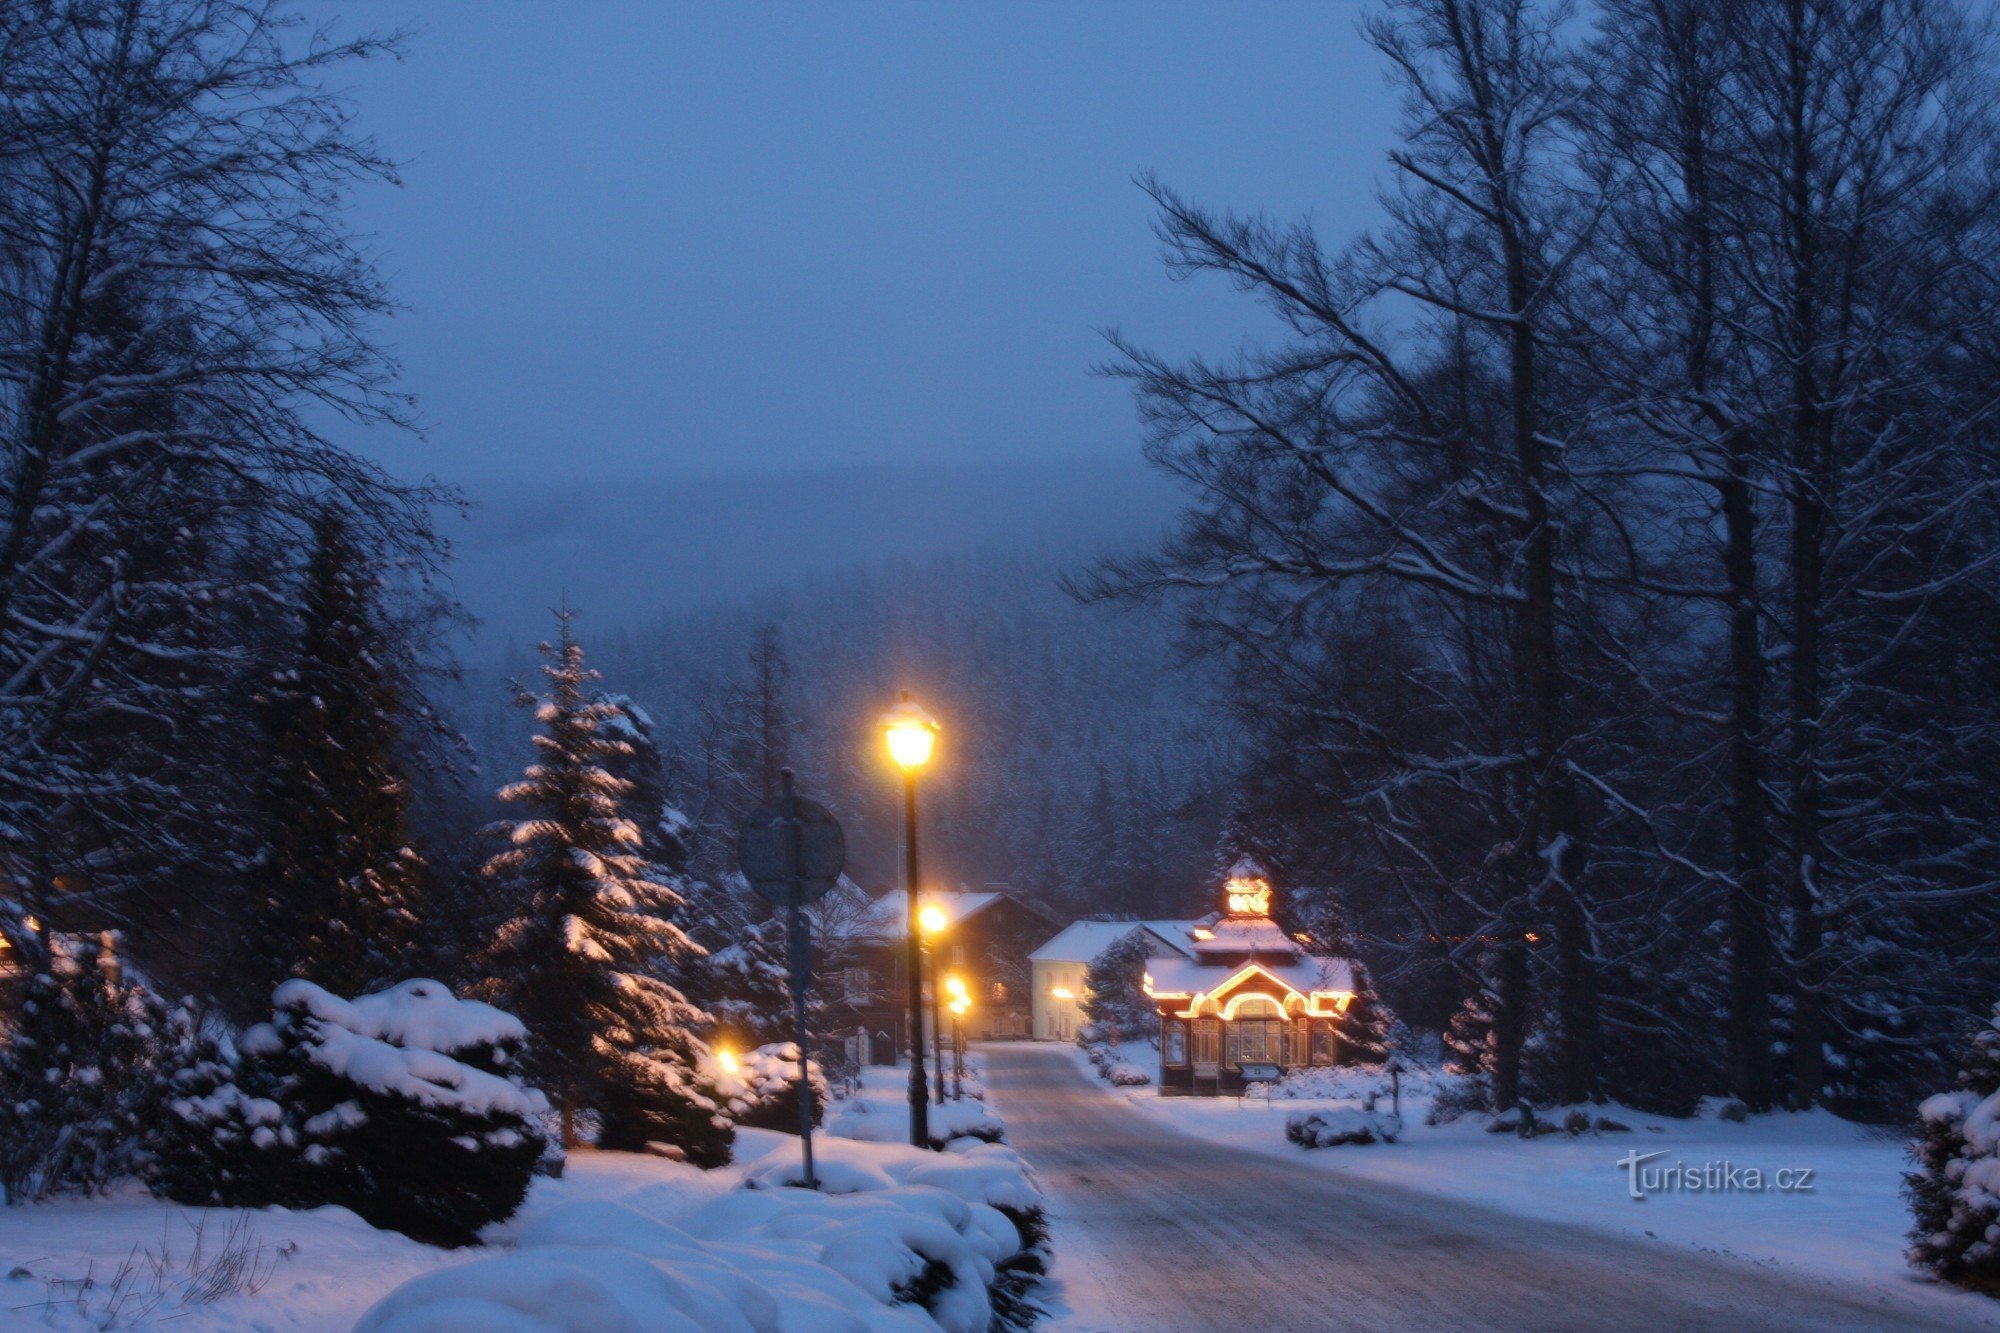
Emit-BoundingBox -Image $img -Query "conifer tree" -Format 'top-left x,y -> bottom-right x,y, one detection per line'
1907,1003 -> 2000,1290
247,509 -> 425,1003
1081,930 -> 1156,1045
0,932 -> 173,1200
1336,964 -> 1395,1066
479,612 -> 728,1164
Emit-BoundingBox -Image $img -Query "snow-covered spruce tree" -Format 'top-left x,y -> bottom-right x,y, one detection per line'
1081,930 -> 1156,1046
1336,964 -> 1395,1066
479,613 -> 729,1165
0,933 -> 176,1201
225,980 -> 546,1245
247,508 -> 426,1004
1907,1003 -> 2000,1292
698,913 -> 796,1050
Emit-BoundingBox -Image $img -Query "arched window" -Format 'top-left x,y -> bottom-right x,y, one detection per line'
1228,994 -> 1284,1019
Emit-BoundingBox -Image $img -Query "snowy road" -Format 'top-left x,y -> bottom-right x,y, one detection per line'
980,1044 -> 1994,1333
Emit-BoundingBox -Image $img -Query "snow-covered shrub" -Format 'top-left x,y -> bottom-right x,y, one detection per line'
0,933 -> 186,1202
739,1137 -> 1048,1330
929,1096 -> 1007,1148
1907,1002 -> 2000,1292
154,978 -> 549,1245
704,1041 -> 829,1134
1079,1040 -> 1152,1087
1286,1108 -> 1402,1148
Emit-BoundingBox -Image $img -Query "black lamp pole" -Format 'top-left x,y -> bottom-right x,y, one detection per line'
931,942 -> 946,1105
903,770 -> 930,1148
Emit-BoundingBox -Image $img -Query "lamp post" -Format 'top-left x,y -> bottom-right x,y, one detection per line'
949,990 -> 970,1100
919,902 -> 949,1105
882,693 -> 939,1149
946,975 -> 970,1099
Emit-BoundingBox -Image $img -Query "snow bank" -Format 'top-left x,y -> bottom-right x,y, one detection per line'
358,1200 -> 928,1332
827,1058 -> 1004,1150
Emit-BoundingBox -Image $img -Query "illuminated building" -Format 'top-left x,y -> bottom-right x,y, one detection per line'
1143,858 -> 1359,1097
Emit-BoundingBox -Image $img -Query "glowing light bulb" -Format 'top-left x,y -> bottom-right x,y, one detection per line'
717,1047 -> 740,1074
918,903 -> 949,936
881,694 -> 939,773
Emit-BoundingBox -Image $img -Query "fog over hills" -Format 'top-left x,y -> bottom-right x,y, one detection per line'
443,457 -> 1185,648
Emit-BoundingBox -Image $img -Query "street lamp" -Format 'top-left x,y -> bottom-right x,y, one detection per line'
919,900 -> 948,1105
947,981 -> 971,1100
881,692 -> 939,1148
1052,985 -> 1075,1042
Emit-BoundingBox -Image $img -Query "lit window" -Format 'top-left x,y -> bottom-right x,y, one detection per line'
1191,1018 -> 1219,1067
1164,1020 -> 1188,1066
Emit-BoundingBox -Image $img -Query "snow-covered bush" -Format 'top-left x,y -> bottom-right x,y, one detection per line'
0,933 -> 184,1202
741,1136 -> 1048,1330
152,978 -> 549,1245
1080,1041 -> 1151,1087
1286,1108 -> 1402,1148
705,1041 -> 829,1135
1906,1002 -> 2000,1291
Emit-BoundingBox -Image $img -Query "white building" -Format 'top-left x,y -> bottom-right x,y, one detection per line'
1027,919 -> 1197,1041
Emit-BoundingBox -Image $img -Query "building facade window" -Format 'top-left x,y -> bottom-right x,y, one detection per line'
1310,1020 -> 1336,1066
1191,1018 -> 1219,1067
1163,1019 -> 1188,1066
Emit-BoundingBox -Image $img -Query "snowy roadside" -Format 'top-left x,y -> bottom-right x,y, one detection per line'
1058,1042 -> 1975,1308
1,1113 -> 1046,1331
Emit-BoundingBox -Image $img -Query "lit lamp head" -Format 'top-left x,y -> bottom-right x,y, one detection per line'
881,693 -> 939,774
716,1045 -> 740,1074
945,974 -> 969,1002
917,902 -> 950,937
949,996 -> 971,1017
1051,986 -> 1075,1001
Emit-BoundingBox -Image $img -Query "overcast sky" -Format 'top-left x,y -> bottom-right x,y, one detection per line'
323,2 -> 1400,484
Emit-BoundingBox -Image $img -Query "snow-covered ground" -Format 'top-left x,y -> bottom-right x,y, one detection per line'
0,1120 -> 1042,1331
1066,1040 -> 1947,1299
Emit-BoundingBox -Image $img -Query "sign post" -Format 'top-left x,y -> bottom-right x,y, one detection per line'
736,769 -> 846,1191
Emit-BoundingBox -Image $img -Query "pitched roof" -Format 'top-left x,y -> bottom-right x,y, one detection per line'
1143,953 -> 1358,1008
1028,919 -> 1198,964
1191,916 -> 1300,960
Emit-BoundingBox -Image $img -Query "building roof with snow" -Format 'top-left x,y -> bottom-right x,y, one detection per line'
1028,919 -> 1199,965
853,888 -> 1038,940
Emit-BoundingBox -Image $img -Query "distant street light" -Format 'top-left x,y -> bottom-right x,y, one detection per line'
919,899 -> 948,1105
881,692 -> 940,1148
948,983 -> 971,1099
1052,985 -> 1076,1041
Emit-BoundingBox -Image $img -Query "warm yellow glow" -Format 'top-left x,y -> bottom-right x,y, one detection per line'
1148,960 -> 1354,1019
949,996 -> 971,1016
23,915 -> 38,932
944,974 -> 969,1000
717,1047 -> 740,1074
1052,986 -> 1075,1001
881,695 -> 939,773
918,903 -> 950,937
1190,927 -> 1214,940
1225,875 -> 1272,916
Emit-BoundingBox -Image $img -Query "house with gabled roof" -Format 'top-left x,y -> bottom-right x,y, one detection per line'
1144,858 -> 1360,1096
1027,918 -> 1197,1041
